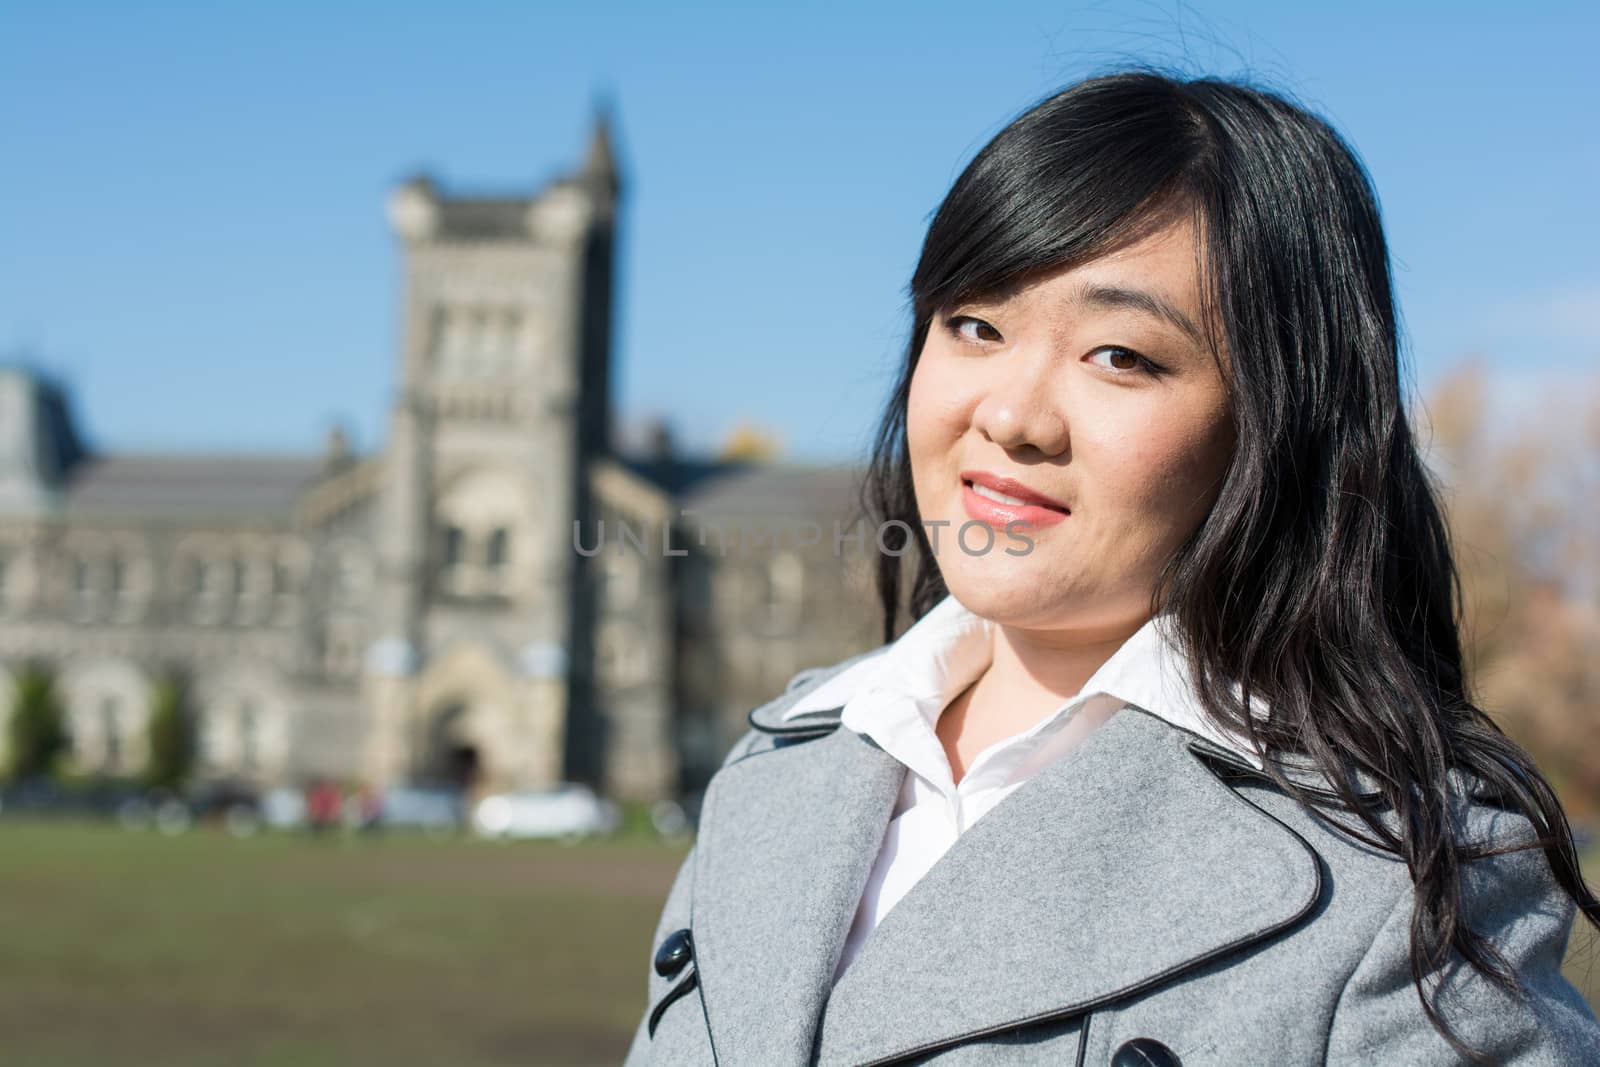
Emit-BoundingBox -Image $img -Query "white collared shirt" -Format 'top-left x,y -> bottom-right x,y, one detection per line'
780,593 -> 1265,986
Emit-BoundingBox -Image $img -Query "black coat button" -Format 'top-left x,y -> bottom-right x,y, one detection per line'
1111,1037 -> 1180,1067
654,927 -> 694,979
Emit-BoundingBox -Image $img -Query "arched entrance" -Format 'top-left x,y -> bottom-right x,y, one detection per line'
422,703 -> 482,790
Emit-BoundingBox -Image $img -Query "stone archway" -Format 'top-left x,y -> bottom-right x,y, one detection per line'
409,641 -> 520,792
422,702 -> 482,790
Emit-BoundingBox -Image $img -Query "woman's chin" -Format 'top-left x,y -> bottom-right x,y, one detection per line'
940,567 -> 1081,621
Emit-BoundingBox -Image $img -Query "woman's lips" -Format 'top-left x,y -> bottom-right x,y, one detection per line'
961,479 -> 1070,529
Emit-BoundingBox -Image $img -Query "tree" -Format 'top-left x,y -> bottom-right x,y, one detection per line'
4,662 -> 71,781
143,672 -> 196,791
1420,358 -> 1600,818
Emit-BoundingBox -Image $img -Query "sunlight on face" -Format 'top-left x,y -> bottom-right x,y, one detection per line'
906,207 -> 1235,637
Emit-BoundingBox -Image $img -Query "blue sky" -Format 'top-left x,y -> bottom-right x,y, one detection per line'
2,1 -> 1596,463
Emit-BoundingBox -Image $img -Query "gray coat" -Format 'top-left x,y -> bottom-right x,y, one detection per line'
623,655 -> 1600,1066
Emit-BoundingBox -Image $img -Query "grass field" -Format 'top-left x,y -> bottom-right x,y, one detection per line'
1,818 -> 1596,1066
0,817 -> 687,1067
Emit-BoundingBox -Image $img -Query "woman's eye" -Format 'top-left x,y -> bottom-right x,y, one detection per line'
946,315 -> 1001,344
1087,346 -> 1161,376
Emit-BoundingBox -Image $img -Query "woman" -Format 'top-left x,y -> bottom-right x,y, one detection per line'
625,67 -> 1600,1066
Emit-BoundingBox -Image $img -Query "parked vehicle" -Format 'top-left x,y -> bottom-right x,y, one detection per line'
2,775 -> 145,818
260,786 -> 308,830
471,783 -> 620,841
111,780 -> 259,835
186,779 -> 263,836
379,784 -> 466,836
115,789 -> 195,835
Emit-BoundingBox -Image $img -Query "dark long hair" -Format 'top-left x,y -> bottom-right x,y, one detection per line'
861,66 -> 1598,1062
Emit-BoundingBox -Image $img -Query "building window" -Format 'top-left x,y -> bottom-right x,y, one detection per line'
188,556 -> 227,624
334,549 -> 368,598
196,710 -> 218,770
201,559 -> 225,596
328,631 -> 355,676
427,305 -> 449,363
596,547 -> 640,610
442,525 -> 465,569
486,528 -> 509,572
469,308 -> 488,361
501,310 -> 524,361
239,700 -> 258,774
100,695 -> 121,772
597,622 -> 644,685
757,551 -> 805,633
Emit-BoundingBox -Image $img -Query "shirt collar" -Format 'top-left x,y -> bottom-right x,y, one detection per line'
781,593 -> 1264,769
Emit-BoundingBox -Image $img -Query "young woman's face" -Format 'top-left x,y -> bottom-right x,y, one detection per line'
906,209 -> 1235,635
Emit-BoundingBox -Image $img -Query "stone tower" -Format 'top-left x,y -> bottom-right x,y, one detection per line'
363,102 -> 622,794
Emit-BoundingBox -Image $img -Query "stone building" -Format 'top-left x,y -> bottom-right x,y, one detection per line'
0,109 -> 884,803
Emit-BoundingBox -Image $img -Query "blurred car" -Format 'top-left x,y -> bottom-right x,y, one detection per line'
3,775 -> 144,818
260,786 -> 308,830
186,779 -> 263,836
1,776 -> 71,816
471,783 -> 620,841
115,789 -> 195,835
379,784 -> 466,836
113,780 -> 260,836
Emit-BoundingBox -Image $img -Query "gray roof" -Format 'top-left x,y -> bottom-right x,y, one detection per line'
62,452 -> 329,523
676,462 -> 869,520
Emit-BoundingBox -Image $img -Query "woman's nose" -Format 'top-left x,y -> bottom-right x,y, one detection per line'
970,349 -> 1069,455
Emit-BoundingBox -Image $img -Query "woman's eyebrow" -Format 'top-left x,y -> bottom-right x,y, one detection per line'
966,279 -> 1205,347
1071,282 -> 1204,346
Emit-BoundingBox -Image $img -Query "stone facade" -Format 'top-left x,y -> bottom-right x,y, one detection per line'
0,110 -> 885,803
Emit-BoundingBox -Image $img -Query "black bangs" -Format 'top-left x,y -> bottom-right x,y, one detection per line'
910,72 -> 1212,340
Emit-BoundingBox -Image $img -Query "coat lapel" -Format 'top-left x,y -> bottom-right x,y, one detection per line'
812,706 -> 1324,1066
691,720 -> 908,1065
693,699 -> 1329,1067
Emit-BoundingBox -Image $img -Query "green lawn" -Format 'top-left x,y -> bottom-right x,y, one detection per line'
1,819 -> 1595,1067
0,817 -> 688,1067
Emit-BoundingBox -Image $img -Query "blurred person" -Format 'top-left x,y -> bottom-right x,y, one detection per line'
624,68 -> 1600,1065
354,782 -> 382,834
305,777 -> 341,836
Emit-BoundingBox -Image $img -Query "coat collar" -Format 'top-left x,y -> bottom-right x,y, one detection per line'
778,594 -> 1271,772
697,696 -> 1340,1067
